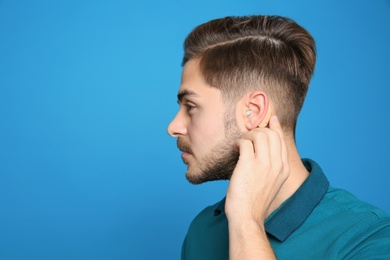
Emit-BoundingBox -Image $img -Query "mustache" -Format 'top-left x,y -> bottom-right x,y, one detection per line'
177,138 -> 193,154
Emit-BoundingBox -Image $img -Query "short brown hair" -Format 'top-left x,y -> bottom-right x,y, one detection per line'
182,15 -> 316,135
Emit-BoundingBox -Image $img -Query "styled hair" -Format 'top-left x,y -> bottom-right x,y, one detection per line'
182,15 -> 316,135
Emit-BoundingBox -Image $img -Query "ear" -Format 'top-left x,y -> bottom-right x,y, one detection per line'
243,91 -> 272,130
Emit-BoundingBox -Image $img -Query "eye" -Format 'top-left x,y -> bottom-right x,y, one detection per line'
184,103 -> 195,112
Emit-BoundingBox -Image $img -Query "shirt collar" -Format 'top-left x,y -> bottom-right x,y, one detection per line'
214,158 -> 329,241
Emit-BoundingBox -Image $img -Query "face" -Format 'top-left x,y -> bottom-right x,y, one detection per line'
167,59 -> 242,184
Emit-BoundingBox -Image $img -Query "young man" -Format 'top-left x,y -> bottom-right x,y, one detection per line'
167,15 -> 390,259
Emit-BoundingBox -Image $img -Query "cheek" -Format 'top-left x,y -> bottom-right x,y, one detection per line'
190,118 -> 225,150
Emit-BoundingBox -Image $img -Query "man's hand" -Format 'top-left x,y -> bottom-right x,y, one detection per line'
225,116 -> 290,259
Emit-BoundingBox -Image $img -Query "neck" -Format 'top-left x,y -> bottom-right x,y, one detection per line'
266,136 -> 309,217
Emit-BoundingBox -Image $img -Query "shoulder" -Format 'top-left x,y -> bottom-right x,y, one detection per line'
182,198 -> 229,259
321,187 -> 390,219
315,187 -> 390,259
190,199 -> 224,225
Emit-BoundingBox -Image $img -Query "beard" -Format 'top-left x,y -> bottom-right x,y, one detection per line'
177,116 -> 242,184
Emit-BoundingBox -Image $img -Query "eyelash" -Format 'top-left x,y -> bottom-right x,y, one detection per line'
177,100 -> 196,113
184,103 -> 195,112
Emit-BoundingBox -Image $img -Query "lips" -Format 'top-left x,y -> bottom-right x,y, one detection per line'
177,138 -> 192,154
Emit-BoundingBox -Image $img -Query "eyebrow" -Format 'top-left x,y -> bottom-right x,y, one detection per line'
177,89 -> 198,103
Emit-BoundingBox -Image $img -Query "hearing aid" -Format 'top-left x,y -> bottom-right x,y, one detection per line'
245,110 -> 252,117
258,105 -> 272,128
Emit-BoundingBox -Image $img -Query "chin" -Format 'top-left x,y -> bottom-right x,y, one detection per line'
185,169 -> 231,185
185,173 -> 203,185
185,168 -> 201,184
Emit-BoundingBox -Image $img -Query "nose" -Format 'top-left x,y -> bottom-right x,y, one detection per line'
167,111 -> 187,137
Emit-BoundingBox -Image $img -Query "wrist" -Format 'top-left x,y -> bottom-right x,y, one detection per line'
228,217 -> 275,259
228,217 -> 265,235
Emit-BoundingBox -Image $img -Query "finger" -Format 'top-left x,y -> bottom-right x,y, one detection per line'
265,129 -> 282,162
240,130 -> 273,167
235,139 -> 256,160
268,115 -> 282,132
269,116 -> 289,167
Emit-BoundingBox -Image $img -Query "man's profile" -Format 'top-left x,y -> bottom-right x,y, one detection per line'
167,15 -> 390,259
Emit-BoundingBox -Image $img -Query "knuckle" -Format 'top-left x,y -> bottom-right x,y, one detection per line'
281,165 -> 290,178
271,161 -> 283,172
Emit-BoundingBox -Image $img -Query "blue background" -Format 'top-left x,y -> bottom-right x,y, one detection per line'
1,0 -> 389,259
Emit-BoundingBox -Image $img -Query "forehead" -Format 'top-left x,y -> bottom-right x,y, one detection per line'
178,59 -> 221,102
180,59 -> 207,89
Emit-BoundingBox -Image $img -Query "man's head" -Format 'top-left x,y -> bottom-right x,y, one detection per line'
183,15 -> 316,136
168,15 -> 316,184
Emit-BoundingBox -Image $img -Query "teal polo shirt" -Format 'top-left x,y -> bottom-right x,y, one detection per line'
181,159 -> 390,259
